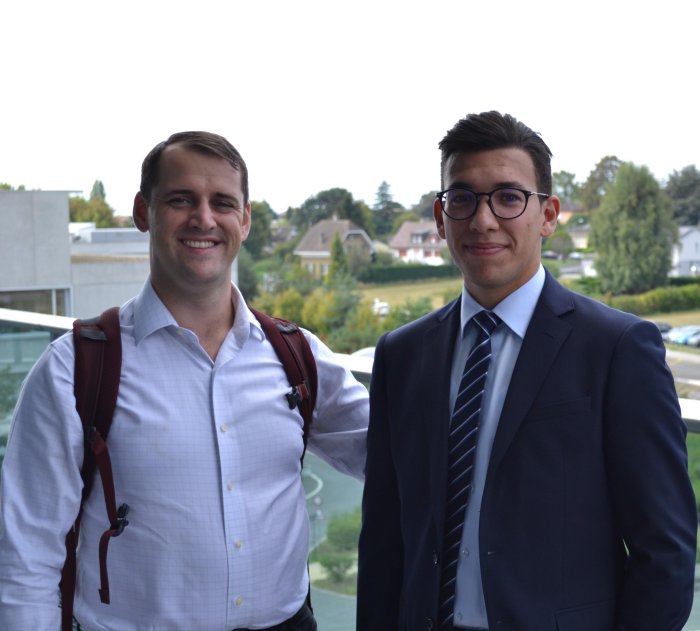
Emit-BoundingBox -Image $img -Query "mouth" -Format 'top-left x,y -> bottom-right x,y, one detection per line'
182,239 -> 217,249
466,243 -> 505,255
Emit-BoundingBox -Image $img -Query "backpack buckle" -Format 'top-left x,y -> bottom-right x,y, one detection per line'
113,503 -> 130,537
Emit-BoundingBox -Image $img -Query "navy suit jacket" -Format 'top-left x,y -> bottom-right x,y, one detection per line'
357,272 -> 697,631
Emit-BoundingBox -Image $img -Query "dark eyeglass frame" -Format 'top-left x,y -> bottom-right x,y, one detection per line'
436,186 -> 550,220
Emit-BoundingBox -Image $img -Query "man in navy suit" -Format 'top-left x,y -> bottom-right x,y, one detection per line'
357,111 -> 697,630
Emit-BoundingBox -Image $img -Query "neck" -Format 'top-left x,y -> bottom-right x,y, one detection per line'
153,283 -> 235,360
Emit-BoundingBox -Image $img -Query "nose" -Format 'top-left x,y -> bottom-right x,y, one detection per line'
469,195 -> 499,232
188,201 -> 217,230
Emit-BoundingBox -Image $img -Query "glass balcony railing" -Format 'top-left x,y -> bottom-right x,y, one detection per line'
1,307 -> 699,630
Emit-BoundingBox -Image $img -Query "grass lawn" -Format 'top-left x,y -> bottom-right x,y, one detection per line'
359,278 -> 463,310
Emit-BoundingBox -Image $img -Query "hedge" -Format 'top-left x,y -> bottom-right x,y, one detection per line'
356,264 -> 461,284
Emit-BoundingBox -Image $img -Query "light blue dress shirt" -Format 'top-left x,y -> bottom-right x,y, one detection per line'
449,266 -> 545,629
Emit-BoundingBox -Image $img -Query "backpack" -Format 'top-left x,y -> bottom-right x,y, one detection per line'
60,306 -> 317,631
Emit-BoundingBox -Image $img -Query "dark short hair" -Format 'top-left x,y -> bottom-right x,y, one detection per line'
140,131 -> 249,205
438,111 -> 553,194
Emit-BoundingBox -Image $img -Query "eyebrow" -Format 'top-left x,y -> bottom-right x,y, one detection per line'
446,180 -> 529,191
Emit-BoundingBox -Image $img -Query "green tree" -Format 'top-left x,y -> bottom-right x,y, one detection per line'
410,191 -> 439,221
580,156 -> 621,212
327,233 -> 348,282
0,183 -> 25,191
246,200 -> 275,259
552,171 -> 581,204
589,163 -> 677,294
665,165 -> 700,225
90,180 -> 106,200
544,223 -> 574,259
372,181 -> 404,238
289,188 -> 374,236
237,246 -> 259,299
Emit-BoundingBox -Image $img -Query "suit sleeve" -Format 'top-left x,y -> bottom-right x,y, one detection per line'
605,320 -> 697,630
357,333 -> 404,629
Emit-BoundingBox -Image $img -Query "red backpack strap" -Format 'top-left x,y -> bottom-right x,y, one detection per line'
61,307 -> 124,630
249,307 -> 317,458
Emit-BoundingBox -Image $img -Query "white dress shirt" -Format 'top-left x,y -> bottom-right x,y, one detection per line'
449,266 -> 545,629
0,281 -> 368,631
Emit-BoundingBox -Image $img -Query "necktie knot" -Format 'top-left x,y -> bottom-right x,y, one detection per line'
472,310 -> 500,338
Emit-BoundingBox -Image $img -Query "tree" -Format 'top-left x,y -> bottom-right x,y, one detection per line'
0,183 -> 25,191
246,200 -> 275,259
552,171 -> 581,205
90,180 -> 106,201
236,246 -> 259,299
580,156 -> 621,212
410,191 -> 439,221
327,233 -> 348,282
665,165 -> 700,226
589,163 -> 677,294
289,188 -> 374,235
372,181 -> 404,238
544,223 -> 574,259
69,180 -> 118,228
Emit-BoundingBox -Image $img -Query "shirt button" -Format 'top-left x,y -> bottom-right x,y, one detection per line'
234,540 -> 242,549
456,612 -> 463,622
461,548 -> 469,557
220,424 -> 228,433
235,597 -> 243,606
227,481 -> 235,491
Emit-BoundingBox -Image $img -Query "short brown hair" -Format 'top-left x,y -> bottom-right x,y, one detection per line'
439,111 -> 553,194
140,131 -> 249,204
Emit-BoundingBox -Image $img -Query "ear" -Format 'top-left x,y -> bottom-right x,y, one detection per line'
540,194 -> 560,238
240,202 -> 252,241
433,197 -> 446,239
133,192 -> 150,233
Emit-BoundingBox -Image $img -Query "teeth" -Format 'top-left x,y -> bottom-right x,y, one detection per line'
183,240 -> 215,249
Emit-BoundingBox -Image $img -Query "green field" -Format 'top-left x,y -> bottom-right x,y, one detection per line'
360,278 -> 463,310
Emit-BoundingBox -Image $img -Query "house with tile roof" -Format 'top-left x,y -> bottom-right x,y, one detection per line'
388,220 -> 445,265
293,219 -> 374,278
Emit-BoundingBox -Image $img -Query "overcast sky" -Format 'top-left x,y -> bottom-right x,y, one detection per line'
2,1 -> 697,217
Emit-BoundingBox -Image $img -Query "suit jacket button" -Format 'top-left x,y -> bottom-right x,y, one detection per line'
432,551 -> 439,565
425,617 -> 434,629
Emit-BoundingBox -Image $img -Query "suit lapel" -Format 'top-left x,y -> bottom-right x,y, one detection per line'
488,274 -> 574,475
425,299 -> 461,535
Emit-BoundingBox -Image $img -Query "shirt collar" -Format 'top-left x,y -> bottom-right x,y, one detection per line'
132,279 -> 265,345
459,265 -> 545,339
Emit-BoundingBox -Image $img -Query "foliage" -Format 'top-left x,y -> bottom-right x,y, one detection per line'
0,183 -> 25,190
580,155 -> 621,212
383,296 -> 433,330
327,233 -> 348,282
318,552 -> 355,583
552,170 -> 581,204
599,284 -> 700,316
288,188 -> 374,236
246,200 -> 275,259
543,223 -> 574,259
0,367 -> 21,420
69,181 -> 119,228
326,507 -> 361,551
372,181 -> 404,238
409,191 -> 438,221
665,165 -> 700,226
356,262 -> 461,284
327,300 -> 382,353
90,180 -> 106,200
236,247 -> 259,299
589,162 -> 676,294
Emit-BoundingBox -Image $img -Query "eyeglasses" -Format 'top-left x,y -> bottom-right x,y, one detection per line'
436,187 -> 549,220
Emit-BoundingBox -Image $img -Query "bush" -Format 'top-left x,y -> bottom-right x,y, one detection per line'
325,507 -> 361,552
318,552 -> 354,582
357,264 -> 460,284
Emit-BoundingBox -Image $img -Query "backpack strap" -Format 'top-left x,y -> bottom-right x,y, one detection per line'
249,307 -> 317,459
61,307 -> 125,630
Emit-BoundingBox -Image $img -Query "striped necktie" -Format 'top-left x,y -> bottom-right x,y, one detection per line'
437,310 -> 501,629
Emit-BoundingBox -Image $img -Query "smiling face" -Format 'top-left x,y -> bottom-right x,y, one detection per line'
133,144 -> 251,304
434,147 -> 559,309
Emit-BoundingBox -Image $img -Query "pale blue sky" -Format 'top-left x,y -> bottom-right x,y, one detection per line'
2,0 -> 697,216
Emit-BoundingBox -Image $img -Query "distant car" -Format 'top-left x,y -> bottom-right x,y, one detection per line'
684,331 -> 700,347
541,250 -> 559,260
651,321 -> 672,340
666,325 -> 700,345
